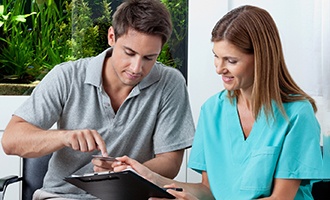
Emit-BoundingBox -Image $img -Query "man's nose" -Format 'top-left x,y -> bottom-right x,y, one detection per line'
131,57 -> 143,73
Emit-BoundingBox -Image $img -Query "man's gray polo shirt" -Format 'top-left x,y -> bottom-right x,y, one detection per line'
14,48 -> 195,199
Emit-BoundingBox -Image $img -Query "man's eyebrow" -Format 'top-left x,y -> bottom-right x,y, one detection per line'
123,46 -> 136,53
123,46 -> 159,57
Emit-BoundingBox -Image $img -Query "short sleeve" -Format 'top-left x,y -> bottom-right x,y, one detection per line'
14,63 -> 72,129
188,105 -> 207,173
275,102 -> 323,179
152,68 -> 195,154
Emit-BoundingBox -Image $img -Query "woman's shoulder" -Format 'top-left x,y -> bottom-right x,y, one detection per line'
203,90 -> 228,107
282,99 -> 315,120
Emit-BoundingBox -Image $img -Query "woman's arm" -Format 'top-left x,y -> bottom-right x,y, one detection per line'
258,178 -> 301,200
164,171 -> 214,200
113,156 -> 215,200
93,150 -> 185,179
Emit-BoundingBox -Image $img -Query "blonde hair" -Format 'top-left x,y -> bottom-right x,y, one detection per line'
211,5 -> 317,119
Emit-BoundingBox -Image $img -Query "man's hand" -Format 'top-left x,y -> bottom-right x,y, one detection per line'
63,129 -> 108,156
92,156 -> 117,172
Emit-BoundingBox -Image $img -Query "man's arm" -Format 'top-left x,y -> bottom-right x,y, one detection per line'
1,115 -> 108,158
143,150 -> 184,179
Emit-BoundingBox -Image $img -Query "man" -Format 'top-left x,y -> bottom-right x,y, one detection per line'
1,0 -> 195,199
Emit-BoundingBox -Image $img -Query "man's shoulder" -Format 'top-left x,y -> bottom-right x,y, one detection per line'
139,62 -> 186,90
36,57 -> 94,93
154,62 -> 185,82
48,57 -> 90,74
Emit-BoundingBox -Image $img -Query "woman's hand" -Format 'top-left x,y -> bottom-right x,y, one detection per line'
112,157 -> 201,200
112,155 -> 157,183
149,183 -> 199,200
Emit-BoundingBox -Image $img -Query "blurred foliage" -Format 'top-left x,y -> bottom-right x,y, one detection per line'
160,0 -> 188,69
0,0 -> 187,84
0,1 -> 37,82
0,0 -> 112,83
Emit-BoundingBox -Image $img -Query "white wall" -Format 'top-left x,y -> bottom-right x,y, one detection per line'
0,96 -> 28,199
186,0 -> 227,183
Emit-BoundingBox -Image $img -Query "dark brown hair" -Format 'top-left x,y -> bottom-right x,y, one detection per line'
112,0 -> 172,45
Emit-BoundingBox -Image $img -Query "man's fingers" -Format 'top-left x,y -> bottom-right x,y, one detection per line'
66,129 -> 108,154
92,130 -> 108,156
85,130 -> 98,151
77,133 -> 89,152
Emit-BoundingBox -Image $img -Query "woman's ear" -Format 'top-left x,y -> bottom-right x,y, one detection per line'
107,27 -> 116,46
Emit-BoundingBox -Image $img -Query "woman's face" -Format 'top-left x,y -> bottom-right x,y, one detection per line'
213,40 -> 255,93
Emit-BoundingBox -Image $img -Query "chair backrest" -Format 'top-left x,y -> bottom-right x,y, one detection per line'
22,154 -> 52,200
312,181 -> 330,200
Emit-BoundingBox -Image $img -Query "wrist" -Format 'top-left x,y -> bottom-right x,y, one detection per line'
146,169 -> 161,186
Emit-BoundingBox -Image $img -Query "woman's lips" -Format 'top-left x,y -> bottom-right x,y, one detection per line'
222,75 -> 234,83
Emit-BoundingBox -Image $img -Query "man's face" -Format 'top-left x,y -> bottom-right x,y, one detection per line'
106,27 -> 163,87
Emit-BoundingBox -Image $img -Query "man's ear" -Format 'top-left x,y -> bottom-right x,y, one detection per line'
108,26 -> 116,46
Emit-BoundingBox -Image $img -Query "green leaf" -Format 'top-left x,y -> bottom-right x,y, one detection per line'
12,12 -> 36,23
27,12 -> 37,16
0,5 -> 4,15
13,15 -> 27,22
2,13 -> 9,20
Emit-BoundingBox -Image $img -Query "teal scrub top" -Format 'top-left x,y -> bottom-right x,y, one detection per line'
188,90 -> 323,200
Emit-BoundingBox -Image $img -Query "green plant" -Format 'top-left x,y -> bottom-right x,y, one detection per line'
0,0 -> 186,86
88,0 -> 112,54
69,0 -> 111,60
0,0 -> 70,82
21,0 -> 73,80
162,0 -> 188,45
0,0 -> 112,83
30,0 -> 71,76
158,0 -> 188,69
0,1 -> 37,82
157,43 -> 176,67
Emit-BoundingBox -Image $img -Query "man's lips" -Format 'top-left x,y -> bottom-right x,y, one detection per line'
125,72 -> 141,80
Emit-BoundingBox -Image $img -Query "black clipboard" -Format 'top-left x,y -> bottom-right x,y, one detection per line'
64,169 -> 175,200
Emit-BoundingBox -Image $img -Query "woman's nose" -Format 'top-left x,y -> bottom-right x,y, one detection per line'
215,59 -> 225,74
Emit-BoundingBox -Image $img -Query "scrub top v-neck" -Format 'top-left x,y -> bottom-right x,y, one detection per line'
188,90 -> 323,200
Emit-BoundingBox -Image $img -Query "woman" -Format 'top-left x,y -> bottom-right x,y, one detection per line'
109,5 -> 323,199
